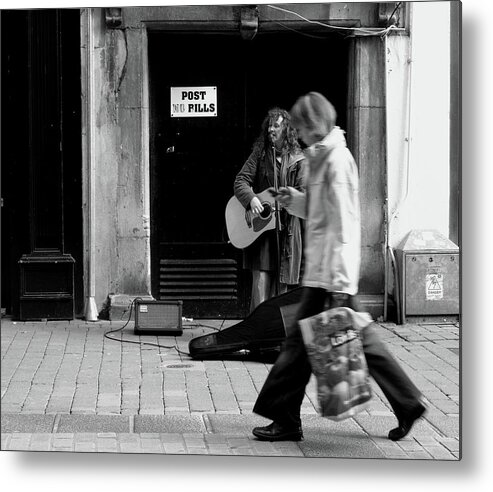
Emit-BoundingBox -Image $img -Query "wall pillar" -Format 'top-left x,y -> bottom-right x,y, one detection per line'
82,8 -> 152,319
347,36 -> 387,297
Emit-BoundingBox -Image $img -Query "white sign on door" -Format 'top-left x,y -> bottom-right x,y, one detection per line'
170,86 -> 217,117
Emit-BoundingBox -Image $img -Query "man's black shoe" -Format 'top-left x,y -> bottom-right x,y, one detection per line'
252,422 -> 303,442
388,402 -> 427,441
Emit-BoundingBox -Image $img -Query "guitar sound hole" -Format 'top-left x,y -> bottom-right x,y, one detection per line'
260,203 -> 272,219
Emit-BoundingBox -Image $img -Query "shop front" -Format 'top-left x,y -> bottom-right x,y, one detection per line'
81,3 -> 401,319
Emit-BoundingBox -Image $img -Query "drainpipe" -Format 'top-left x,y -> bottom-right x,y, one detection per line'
383,14 -> 414,321
82,8 -> 98,321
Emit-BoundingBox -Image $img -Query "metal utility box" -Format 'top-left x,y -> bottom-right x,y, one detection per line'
395,230 -> 459,324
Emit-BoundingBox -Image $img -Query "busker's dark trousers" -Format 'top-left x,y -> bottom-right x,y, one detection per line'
253,287 -> 423,428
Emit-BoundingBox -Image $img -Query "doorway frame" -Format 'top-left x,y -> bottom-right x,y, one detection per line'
80,5 -> 392,318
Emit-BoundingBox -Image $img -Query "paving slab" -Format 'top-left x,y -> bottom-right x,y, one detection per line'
134,415 -> 205,433
56,414 -> 130,433
299,433 -> 385,458
1,413 -> 56,433
207,414 -> 368,441
206,414 -> 277,435
300,414 -> 369,437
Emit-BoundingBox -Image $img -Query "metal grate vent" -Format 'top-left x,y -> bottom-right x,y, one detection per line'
159,258 -> 238,301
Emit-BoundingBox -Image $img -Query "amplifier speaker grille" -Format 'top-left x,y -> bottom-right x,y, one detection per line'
134,300 -> 183,336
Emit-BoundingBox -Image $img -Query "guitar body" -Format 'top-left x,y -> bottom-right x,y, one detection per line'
225,189 -> 277,249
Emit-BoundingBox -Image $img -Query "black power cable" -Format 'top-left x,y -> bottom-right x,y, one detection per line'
103,297 -> 226,355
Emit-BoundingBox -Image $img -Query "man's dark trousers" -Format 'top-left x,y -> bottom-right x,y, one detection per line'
253,287 -> 422,428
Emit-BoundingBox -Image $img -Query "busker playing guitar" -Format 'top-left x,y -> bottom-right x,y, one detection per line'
234,108 -> 306,312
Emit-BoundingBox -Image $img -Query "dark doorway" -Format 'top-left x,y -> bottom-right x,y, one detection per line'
149,30 -> 348,318
1,9 -> 83,317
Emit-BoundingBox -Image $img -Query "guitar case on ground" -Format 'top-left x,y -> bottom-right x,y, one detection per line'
188,288 -> 303,360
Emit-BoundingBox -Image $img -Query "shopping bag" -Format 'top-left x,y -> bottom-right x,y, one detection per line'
299,307 -> 373,421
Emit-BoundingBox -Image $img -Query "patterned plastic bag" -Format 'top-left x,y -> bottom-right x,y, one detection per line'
299,307 -> 373,421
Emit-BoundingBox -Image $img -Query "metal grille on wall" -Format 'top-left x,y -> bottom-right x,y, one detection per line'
159,258 -> 239,301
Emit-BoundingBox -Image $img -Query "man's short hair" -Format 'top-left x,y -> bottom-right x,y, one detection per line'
290,92 -> 337,141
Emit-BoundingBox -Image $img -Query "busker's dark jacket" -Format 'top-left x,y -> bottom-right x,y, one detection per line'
234,144 -> 306,284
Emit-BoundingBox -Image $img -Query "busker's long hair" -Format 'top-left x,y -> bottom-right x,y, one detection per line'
252,108 -> 301,157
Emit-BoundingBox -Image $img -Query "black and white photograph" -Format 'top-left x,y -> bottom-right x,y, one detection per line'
0,0 -> 487,490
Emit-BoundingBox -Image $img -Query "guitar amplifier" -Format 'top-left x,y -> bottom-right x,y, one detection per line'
134,300 -> 183,336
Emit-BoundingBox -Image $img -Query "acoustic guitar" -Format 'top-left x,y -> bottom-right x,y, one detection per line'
225,188 -> 278,249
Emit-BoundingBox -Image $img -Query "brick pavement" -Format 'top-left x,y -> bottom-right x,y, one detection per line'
1,317 -> 460,459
